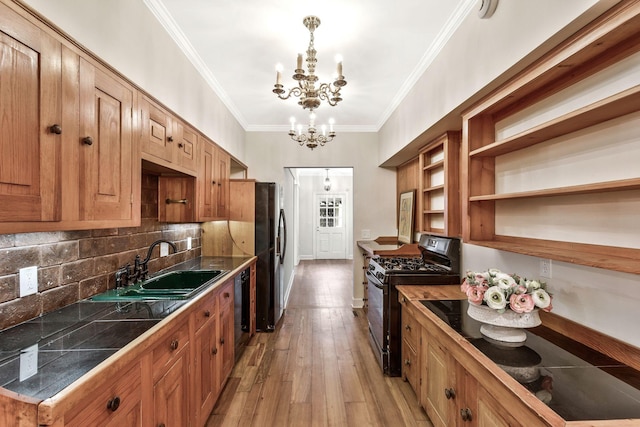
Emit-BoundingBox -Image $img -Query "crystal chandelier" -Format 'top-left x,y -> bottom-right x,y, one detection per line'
289,113 -> 335,150
273,16 -> 347,110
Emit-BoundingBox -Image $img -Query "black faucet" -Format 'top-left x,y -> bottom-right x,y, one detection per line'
134,239 -> 178,282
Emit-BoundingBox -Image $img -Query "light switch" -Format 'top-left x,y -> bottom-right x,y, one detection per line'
19,344 -> 38,381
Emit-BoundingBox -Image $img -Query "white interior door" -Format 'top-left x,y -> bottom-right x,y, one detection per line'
315,193 -> 346,259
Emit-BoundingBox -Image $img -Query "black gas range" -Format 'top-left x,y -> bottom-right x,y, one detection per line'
366,234 -> 461,376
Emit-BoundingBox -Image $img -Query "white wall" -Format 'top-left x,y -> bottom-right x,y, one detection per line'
244,131 -> 394,306
22,0 -> 246,159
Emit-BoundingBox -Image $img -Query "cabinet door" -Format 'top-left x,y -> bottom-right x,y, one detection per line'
422,330 -> 456,427
198,139 -> 216,220
194,316 -> 220,426
215,147 -> 230,219
0,5 -> 61,223
153,349 -> 190,427
141,96 -> 174,164
174,120 -> 198,172
64,361 -> 142,427
218,283 -> 234,384
78,58 -> 135,221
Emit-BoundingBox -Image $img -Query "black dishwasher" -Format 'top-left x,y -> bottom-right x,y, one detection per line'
234,267 -> 250,360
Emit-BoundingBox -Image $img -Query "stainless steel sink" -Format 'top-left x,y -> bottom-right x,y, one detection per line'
90,270 -> 227,301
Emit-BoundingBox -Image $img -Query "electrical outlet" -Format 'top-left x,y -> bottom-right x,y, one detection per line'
540,259 -> 552,278
160,242 -> 169,257
19,344 -> 38,381
187,237 -> 192,250
19,266 -> 38,297
361,229 -> 371,239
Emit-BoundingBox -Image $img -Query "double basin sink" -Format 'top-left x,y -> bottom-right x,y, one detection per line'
91,269 -> 227,302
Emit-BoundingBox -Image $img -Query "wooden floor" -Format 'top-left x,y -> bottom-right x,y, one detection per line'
206,259 -> 432,427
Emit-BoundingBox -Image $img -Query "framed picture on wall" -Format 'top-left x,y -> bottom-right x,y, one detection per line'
398,190 -> 415,244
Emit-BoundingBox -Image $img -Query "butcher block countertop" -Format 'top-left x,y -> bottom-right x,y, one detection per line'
357,236 -> 421,257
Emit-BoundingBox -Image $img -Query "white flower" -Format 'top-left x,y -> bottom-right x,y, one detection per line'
527,279 -> 543,291
484,286 -> 507,311
494,273 -> 517,290
532,289 -> 552,309
487,268 -> 502,277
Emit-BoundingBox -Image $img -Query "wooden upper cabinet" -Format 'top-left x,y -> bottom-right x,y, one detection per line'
77,57 -> 136,222
140,96 -> 198,174
197,139 -> 230,221
0,3 -> 61,223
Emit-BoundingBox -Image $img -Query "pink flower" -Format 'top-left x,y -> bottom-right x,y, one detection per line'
460,279 -> 470,293
509,293 -> 535,313
466,285 -> 487,305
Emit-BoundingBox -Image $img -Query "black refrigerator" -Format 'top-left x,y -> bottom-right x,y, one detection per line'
255,182 -> 285,331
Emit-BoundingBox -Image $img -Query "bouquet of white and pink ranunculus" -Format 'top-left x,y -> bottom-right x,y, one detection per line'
460,268 -> 552,314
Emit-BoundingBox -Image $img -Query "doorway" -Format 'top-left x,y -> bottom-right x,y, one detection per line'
285,167 -> 353,262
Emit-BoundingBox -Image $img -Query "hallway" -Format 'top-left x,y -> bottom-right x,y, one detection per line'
207,260 -> 431,426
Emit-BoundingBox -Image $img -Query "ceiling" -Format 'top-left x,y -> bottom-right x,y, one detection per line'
143,0 -> 477,133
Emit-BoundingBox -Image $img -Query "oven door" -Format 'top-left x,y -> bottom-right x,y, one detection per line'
366,270 -> 388,373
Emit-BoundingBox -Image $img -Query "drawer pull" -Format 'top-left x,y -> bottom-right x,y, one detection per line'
49,124 -> 62,134
106,396 -> 121,412
223,292 -> 230,299
445,388 -> 456,400
204,310 -> 211,317
401,297 -> 406,304
405,324 -> 411,331
167,136 -> 174,142
82,136 -> 93,145
170,339 -> 179,351
460,408 -> 472,422
404,359 -> 411,366
212,347 -> 218,355
220,337 -> 225,345
159,424 -> 166,427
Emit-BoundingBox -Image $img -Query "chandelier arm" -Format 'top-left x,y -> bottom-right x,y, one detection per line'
274,86 -> 304,101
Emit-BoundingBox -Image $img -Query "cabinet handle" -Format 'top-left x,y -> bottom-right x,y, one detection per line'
220,337 -> 225,345
106,396 -> 121,412
170,339 -> 179,351
460,408 -> 472,422
204,310 -> 211,317
82,136 -> 93,145
166,198 -> 188,205
49,124 -> 62,134
401,297 -> 406,304
405,324 -> 411,331
223,292 -> 230,299
212,347 -> 218,355
212,180 -> 216,185
159,424 -> 166,427
404,359 -> 411,366
444,388 -> 456,400
167,136 -> 173,142
178,142 -> 184,148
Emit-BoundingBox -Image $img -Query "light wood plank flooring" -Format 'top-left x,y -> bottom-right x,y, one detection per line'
206,259 -> 432,426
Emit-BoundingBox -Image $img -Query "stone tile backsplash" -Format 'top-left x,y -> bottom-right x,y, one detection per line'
0,174 -> 202,330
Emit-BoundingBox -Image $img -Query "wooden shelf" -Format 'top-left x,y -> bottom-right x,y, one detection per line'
468,237 -> 640,275
470,86 -> 640,158
422,159 -> 444,171
461,2 -> 640,276
469,178 -> 640,201
423,184 -> 444,193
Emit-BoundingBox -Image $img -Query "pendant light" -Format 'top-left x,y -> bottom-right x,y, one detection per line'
323,169 -> 331,191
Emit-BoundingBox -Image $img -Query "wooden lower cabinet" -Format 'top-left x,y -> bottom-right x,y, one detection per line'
63,362 -> 142,427
193,293 -> 220,426
400,297 -> 421,400
152,348 -> 190,427
218,280 -> 235,383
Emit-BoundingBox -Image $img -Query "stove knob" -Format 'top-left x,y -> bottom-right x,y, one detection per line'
376,272 -> 384,281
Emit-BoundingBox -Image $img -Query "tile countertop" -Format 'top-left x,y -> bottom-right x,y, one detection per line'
0,256 -> 254,401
